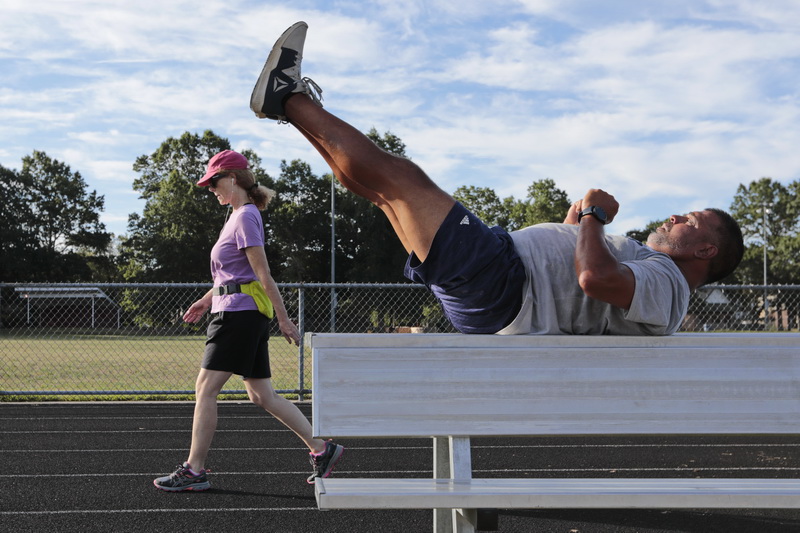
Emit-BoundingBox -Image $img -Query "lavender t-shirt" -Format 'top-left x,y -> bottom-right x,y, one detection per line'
209,204 -> 264,313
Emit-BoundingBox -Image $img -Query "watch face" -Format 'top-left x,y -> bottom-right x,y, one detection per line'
594,206 -> 607,222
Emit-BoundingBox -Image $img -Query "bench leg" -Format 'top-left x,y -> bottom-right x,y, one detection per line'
434,437 -> 452,533
454,508 -> 477,532
433,436 -> 478,533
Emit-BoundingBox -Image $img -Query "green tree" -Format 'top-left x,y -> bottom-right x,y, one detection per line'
323,129 -> 422,332
119,130 -> 271,282
454,178 -> 571,231
0,151 -> 112,281
626,220 -> 664,244
502,196 -> 529,231
335,129 -> 409,283
729,177 -> 800,285
453,185 -> 509,227
520,178 -> 572,227
265,159 -> 332,282
119,128 -> 409,286
0,164 -> 37,280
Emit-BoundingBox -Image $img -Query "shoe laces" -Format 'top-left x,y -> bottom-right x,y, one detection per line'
302,77 -> 323,105
170,464 -> 192,480
310,451 -> 323,465
172,463 -> 207,480
277,77 -> 323,125
309,444 -> 328,469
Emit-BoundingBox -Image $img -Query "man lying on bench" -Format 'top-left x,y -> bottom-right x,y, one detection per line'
250,22 -> 744,336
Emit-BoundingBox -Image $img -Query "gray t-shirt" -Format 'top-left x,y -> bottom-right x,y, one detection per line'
498,223 -> 690,335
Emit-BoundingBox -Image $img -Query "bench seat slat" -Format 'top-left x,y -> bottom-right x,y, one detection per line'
309,332 -> 800,349
312,334 -> 800,439
316,478 -> 800,509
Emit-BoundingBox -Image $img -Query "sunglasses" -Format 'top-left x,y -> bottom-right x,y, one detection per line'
209,173 -> 229,188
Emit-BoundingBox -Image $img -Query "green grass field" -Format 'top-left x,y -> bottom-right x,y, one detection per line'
0,333 -> 311,400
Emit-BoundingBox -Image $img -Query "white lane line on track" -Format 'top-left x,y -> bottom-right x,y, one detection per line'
5,469 -> 434,478
6,466 -> 800,479
0,507 -> 315,516
0,416 -> 269,421
474,443 -> 800,448
4,443 -> 798,454
2,436 -> 797,448
2,446 -> 430,453
2,429 -> 290,433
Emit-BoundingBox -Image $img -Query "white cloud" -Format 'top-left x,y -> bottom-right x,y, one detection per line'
1,0 -> 799,240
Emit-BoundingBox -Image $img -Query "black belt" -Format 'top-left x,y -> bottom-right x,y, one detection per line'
212,284 -> 242,296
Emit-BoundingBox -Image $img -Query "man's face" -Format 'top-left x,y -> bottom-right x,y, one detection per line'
646,210 -> 718,257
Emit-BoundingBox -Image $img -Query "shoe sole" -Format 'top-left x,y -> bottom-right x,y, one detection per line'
153,480 -> 211,492
250,21 -> 308,119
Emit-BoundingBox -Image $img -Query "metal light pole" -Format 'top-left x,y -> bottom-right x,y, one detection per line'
330,176 -> 337,332
762,202 -> 772,331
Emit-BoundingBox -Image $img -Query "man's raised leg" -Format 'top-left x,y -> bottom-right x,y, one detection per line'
286,95 -> 454,260
250,21 -> 454,261
251,22 -> 527,335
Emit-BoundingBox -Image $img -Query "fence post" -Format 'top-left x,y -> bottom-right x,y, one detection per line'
297,286 -> 306,401
764,285 -> 770,331
331,286 -> 337,332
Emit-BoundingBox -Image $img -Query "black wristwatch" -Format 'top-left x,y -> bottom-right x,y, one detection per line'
578,205 -> 608,224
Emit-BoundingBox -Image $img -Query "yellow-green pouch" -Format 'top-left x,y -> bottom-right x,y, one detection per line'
240,280 -> 274,319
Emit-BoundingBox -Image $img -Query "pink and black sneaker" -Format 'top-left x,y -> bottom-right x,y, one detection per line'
154,462 -> 210,492
307,440 -> 344,484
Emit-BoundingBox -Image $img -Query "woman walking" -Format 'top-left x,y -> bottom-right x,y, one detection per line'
154,150 -> 343,491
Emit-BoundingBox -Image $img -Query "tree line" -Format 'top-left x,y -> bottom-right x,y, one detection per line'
2,129 -> 799,286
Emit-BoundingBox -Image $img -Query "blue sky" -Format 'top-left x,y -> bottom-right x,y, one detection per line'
2,0 -> 799,239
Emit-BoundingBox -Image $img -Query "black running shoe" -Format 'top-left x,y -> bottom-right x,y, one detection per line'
307,440 -> 344,484
153,462 -> 211,492
250,21 -> 323,121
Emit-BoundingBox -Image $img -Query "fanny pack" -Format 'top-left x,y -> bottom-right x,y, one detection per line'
212,281 -> 274,319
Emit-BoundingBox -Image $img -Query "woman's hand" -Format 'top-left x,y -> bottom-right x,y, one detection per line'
244,246 -> 301,345
183,296 -> 212,323
278,316 -> 301,345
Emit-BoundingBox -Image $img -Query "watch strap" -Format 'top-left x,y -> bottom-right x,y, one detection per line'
578,206 -> 608,224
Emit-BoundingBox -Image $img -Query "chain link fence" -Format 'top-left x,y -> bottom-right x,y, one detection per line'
1,283 -> 798,400
0,282 -> 451,400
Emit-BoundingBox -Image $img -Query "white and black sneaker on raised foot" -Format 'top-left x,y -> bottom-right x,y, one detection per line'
250,21 -> 323,121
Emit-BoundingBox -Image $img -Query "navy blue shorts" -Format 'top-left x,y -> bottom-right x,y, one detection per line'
202,310 -> 271,379
404,202 -> 525,334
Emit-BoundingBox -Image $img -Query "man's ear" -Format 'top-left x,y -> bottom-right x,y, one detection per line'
695,243 -> 718,260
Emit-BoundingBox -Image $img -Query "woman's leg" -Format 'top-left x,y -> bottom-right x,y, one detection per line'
187,368 -> 232,470
245,377 -> 326,453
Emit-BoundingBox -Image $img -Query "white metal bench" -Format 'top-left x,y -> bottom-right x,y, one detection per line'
310,332 -> 800,532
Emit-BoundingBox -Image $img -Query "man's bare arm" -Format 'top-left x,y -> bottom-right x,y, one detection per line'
572,189 -> 636,309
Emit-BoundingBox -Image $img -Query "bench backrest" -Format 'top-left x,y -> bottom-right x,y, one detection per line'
310,333 -> 800,439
